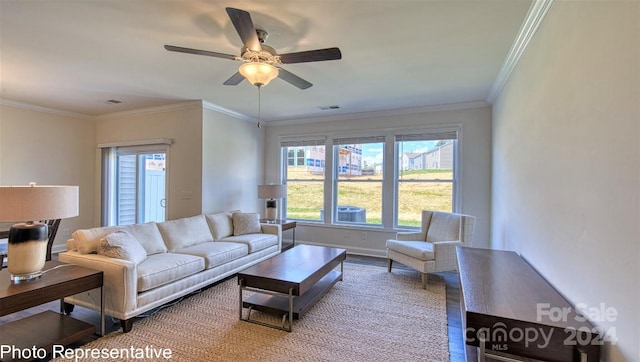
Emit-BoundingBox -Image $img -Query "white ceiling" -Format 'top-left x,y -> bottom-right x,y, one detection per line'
0,0 -> 532,123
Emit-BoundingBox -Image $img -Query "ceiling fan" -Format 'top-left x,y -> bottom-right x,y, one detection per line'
164,7 -> 342,89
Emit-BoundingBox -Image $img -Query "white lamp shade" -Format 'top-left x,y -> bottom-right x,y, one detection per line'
257,184 -> 287,199
0,185 -> 79,222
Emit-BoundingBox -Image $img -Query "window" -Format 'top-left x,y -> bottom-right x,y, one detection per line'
281,138 -> 326,221
333,136 -> 385,225
279,127 -> 459,230
395,131 -> 457,227
101,142 -> 169,226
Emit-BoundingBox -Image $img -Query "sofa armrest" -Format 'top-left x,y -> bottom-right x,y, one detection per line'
58,251 -> 137,319
395,231 -> 425,241
432,240 -> 463,272
260,223 -> 282,250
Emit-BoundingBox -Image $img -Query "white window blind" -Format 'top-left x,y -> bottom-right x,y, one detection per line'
333,135 -> 386,145
280,137 -> 326,147
394,130 -> 457,142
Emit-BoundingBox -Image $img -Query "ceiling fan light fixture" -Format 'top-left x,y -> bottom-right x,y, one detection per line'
239,62 -> 279,87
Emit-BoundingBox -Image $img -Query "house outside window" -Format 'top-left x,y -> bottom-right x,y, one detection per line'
395,131 -> 457,228
332,135 -> 385,225
281,138 -> 326,221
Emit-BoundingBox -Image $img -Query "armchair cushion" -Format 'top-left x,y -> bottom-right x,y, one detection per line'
426,212 -> 461,242
395,231 -> 425,241
386,240 -> 434,261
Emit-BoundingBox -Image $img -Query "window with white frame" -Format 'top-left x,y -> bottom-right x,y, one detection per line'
395,130 -> 457,227
281,138 -> 326,221
332,135 -> 385,225
279,127 -> 459,229
100,142 -> 170,226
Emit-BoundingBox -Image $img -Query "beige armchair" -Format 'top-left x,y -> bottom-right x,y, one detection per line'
386,210 -> 476,288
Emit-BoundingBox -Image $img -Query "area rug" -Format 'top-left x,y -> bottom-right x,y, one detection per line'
55,262 -> 449,361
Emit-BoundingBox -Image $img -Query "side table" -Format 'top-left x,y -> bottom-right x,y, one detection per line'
0,261 -> 104,360
260,219 -> 297,251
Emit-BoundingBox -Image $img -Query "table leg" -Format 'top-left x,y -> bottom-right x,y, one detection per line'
287,288 -> 293,332
100,286 -> 105,336
238,279 -> 244,320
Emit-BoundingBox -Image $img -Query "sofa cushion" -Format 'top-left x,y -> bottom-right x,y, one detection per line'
117,222 -> 167,255
221,233 -> 277,253
205,212 -> 234,240
98,230 -> 147,265
174,242 -> 248,269
72,226 -> 119,254
386,240 -> 434,261
157,215 -> 214,252
232,212 -> 261,236
426,212 -> 460,242
137,253 -> 205,292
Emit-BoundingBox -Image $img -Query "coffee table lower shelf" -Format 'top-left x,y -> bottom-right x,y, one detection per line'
0,311 -> 95,362
243,270 -> 342,320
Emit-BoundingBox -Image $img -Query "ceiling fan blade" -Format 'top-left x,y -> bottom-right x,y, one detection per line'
279,48 -> 342,64
164,45 -> 236,60
223,72 -> 245,86
225,7 -> 261,52
277,67 -> 312,89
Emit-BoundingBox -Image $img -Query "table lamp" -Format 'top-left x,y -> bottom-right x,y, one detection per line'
257,184 -> 287,222
0,183 -> 79,282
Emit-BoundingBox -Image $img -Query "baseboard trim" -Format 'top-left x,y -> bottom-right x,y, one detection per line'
296,240 -> 387,258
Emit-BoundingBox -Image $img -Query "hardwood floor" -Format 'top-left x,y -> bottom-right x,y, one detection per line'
0,253 -> 465,361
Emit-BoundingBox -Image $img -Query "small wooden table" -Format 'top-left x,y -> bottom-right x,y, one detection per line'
457,247 -> 600,361
0,261 -> 104,361
238,245 -> 346,331
260,219 -> 297,251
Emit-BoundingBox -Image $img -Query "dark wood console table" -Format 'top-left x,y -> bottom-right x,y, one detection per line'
0,261 -> 104,361
457,247 -> 600,362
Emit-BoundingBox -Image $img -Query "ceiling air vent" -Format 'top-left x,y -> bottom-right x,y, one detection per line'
318,105 -> 340,110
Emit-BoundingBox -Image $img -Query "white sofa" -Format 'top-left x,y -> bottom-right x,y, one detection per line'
59,212 -> 281,332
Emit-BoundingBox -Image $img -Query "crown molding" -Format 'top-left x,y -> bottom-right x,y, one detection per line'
98,100 -> 206,120
0,98 -> 95,120
202,100 -> 256,123
486,0 -> 556,104
264,101 -> 489,127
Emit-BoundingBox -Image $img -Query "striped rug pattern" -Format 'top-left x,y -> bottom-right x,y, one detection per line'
56,262 -> 448,361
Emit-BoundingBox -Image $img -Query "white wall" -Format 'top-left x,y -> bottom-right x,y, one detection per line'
491,1 -> 639,360
202,105 -> 264,214
264,105 -> 492,256
0,104 -> 96,251
97,102 -> 204,220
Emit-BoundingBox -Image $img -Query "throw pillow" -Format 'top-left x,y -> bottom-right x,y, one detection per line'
98,230 -> 147,265
232,212 -> 261,236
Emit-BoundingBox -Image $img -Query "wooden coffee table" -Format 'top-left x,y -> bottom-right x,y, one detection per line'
238,245 -> 346,332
